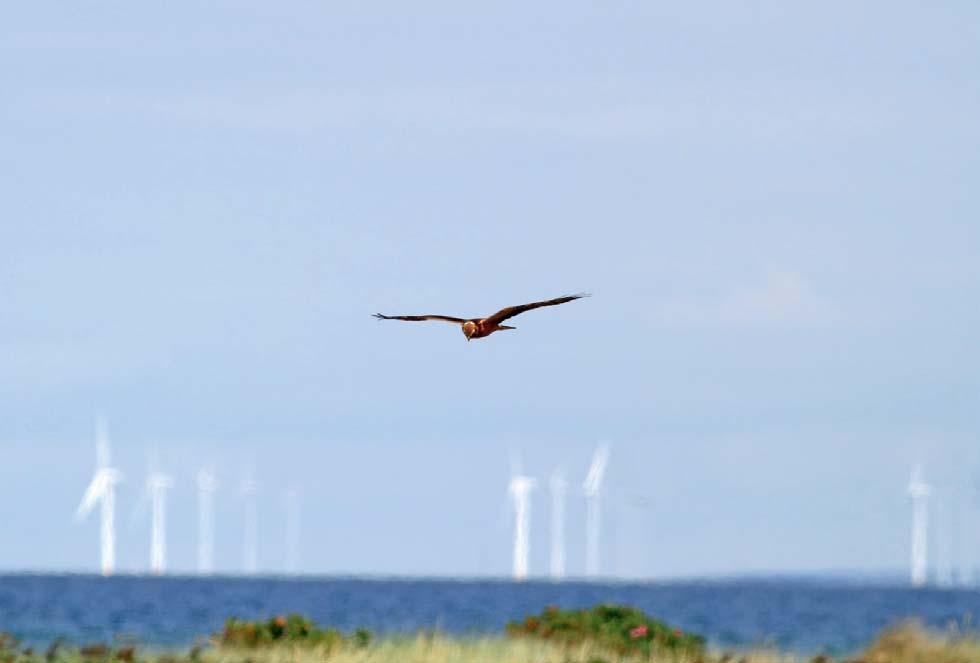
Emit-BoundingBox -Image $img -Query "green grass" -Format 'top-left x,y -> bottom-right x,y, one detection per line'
5,612 -> 980,663
0,634 -> 718,663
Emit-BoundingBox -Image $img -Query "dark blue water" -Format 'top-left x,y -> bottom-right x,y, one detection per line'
0,574 -> 977,656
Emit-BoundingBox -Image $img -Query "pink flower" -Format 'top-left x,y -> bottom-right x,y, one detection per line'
629,625 -> 648,639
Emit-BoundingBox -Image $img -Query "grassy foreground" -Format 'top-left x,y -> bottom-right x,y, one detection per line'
203,625 -> 980,663
5,615 -> 980,663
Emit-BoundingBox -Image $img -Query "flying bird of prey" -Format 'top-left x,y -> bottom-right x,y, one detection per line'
374,293 -> 589,341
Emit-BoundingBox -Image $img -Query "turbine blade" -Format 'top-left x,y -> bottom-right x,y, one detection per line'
583,444 -> 610,495
75,473 -> 107,520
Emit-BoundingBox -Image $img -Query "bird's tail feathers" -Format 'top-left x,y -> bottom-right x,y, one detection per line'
498,325 -> 516,330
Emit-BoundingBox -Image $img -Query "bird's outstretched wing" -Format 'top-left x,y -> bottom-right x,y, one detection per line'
483,293 -> 589,325
373,313 -> 466,323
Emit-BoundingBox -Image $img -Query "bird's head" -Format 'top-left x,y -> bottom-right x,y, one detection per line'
462,321 -> 478,341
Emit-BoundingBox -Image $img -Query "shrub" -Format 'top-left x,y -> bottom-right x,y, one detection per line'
351,628 -> 372,649
506,603 -> 706,658
216,615 -> 369,651
78,644 -> 108,661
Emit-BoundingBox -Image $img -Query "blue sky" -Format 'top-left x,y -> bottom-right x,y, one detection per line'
2,2 -> 979,578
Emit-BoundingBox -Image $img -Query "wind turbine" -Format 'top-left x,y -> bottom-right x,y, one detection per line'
935,491 -> 953,587
196,467 -> 217,575
145,461 -> 172,575
969,470 -> 980,586
583,444 -> 610,578
908,464 -> 931,587
549,468 -> 566,580
508,453 -> 535,581
242,468 -> 259,575
284,487 -> 300,574
75,418 -> 123,577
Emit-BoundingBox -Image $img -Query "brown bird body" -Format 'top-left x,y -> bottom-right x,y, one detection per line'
374,293 -> 588,341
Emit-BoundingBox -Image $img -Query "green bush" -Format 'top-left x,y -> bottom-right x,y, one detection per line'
505,604 -> 706,658
351,629 -> 372,649
216,615 -> 367,651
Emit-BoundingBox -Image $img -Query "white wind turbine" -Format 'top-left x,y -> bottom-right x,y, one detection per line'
146,460 -> 173,575
75,418 -> 123,577
196,467 -> 217,575
508,453 -> 536,581
583,444 -> 610,578
909,464 -> 931,587
967,469 -> 980,587
935,492 -> 953,587
242,468 -> 259,575
550,468 -> 566,580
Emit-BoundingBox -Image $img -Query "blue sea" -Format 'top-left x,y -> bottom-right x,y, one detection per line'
0,575 -> 977,657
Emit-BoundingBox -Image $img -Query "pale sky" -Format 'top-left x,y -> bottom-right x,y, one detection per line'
2,2 -> 979,579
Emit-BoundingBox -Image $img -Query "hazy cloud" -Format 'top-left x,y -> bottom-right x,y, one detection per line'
720,271 -> 836,325
11,80 -> 963,141
653,271 -> 835,328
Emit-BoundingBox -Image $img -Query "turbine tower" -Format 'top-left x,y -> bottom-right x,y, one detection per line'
196,468 -> 217,574
75,418 -> 123,577
936,493 -> 953,587
908,465 -> 931,587
550,468 -> 566,580
242,469 -> 259,575
583,444 -> 610,578
284,488 -> 300,574
146,467 -> 172,575
508,453 -> 535,581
